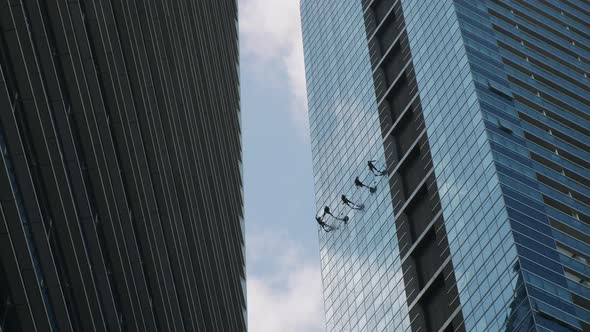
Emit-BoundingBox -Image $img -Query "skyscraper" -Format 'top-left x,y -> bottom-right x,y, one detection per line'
302,0 -> 590,331
0,1 -> 244,331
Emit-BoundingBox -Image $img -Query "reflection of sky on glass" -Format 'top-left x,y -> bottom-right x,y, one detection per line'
302,0 -> 411,330
401,1 -> 520,330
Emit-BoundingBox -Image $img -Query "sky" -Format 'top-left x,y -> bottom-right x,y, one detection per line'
238,0 -> 326,331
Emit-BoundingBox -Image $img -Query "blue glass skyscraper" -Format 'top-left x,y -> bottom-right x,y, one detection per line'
301,0 -> 590,331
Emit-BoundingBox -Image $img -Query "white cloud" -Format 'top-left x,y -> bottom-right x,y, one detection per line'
247,232 -> 325,332
239,0 -> 310,142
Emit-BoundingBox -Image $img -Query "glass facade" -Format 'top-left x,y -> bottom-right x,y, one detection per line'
402,1 -> 526,330
0,1 -> 245,332
302,0 -> 590,331
302,1 -> 412,330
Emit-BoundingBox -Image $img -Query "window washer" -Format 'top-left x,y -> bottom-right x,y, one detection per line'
323,206 -> 349,223
354,176 -> 377,193
323,206 -> 333,218
368,160 -> 386,176
315,216 -> 334,232
341,195 -> 363,210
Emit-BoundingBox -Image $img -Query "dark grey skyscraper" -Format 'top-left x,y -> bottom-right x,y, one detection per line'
302,0 -> 590,331
0,1 -> 244,332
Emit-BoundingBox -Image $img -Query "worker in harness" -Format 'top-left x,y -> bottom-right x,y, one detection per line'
315,216 -> 334,232
341,195 -> 363,210
354,176 -> 377,193
368,160 -> 386,176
